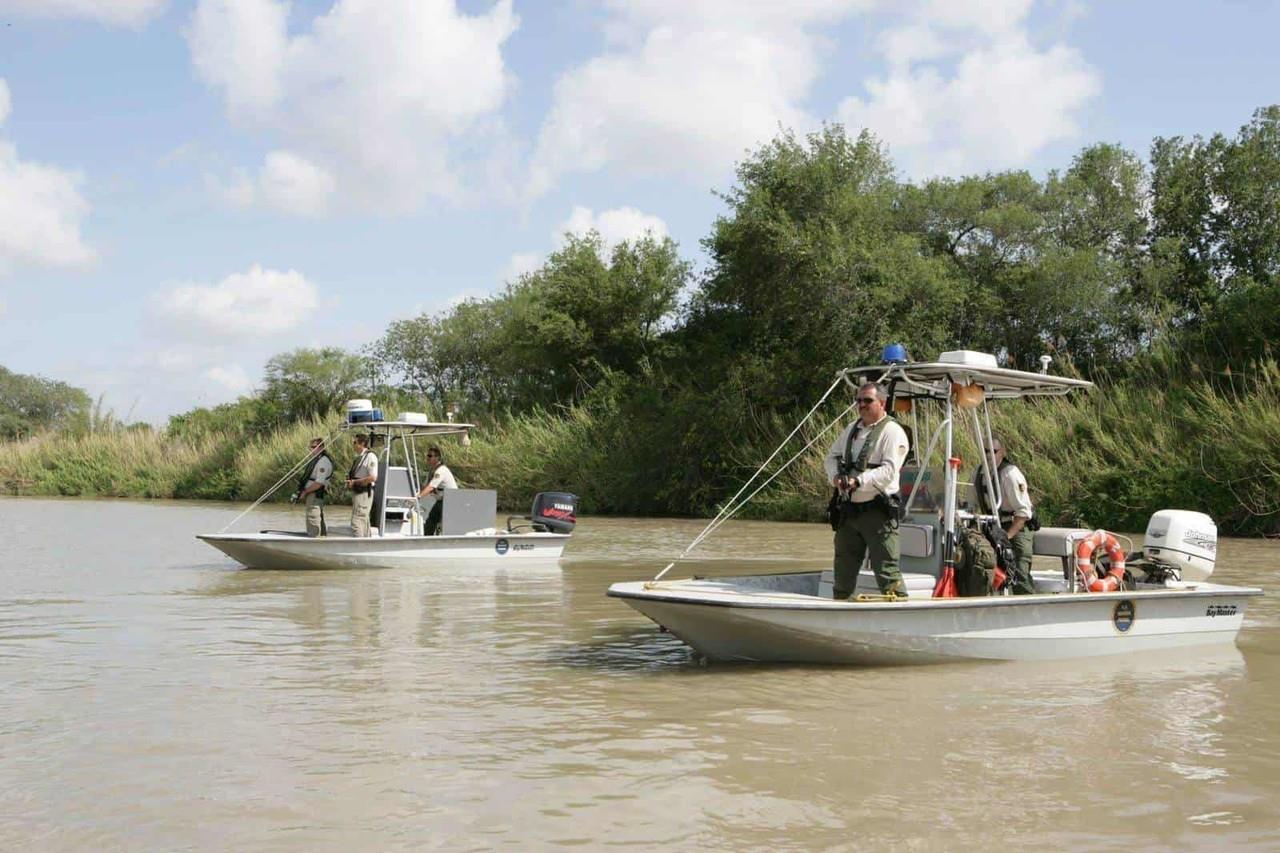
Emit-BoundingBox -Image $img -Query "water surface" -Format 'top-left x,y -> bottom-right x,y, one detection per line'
2,497 -> 1278,849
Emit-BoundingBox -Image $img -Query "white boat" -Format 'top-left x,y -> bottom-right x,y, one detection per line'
199,411 -> 577,570
608,350 -> 1262,664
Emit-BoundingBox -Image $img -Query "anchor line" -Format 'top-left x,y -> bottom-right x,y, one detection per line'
218,423 -> 347,533
652,374 -> 859,582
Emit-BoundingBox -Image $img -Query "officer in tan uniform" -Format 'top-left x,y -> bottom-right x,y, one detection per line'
971,436 -> 1038,577
824,382 -> 911,600
294,437 -> 334,537
416,446 -> 459,535
345,434 -> 378,537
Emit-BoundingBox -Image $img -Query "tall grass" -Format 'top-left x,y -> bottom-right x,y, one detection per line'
0,417 -> 338,502
2,360 -> 1278,535
993,357 -> 1280,535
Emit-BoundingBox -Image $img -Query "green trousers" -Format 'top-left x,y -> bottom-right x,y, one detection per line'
1007,524 -> 1034,575
833,503 -> 903,598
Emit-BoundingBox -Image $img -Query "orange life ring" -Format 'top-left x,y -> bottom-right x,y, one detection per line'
1074,530 -> 1127,592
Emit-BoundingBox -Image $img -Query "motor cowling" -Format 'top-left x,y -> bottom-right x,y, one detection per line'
531,492 -> 578,534
1143,510 -> 1217,580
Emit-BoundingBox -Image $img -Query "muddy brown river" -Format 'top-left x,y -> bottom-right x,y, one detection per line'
1,496 -> 1277,849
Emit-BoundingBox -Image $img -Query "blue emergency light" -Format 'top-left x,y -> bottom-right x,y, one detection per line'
881,343 -> 909,364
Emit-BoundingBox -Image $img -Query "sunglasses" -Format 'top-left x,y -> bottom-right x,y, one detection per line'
855,397 -> 877,404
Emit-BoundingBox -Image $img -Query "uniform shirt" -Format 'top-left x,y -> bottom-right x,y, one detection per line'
351,450 -> 378,483
823,414 -> 910,502
305,455 -> 334,490
970,462 -> 1033,519
424,463 -> 457,493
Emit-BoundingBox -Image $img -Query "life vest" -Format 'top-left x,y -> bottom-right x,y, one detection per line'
974,458 -> 1039,530
842,417 -> 891,476
296,451 -> 334,498
347,450 -> 374,494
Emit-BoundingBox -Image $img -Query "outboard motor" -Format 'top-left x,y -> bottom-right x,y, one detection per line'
530,492 -> 578,534
1143,510 -> 1217,581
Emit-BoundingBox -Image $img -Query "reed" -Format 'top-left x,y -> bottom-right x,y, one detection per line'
2,362 -> 1277,535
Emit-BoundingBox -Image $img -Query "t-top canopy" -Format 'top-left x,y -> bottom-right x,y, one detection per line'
339,420 -> 476,437
841,357 -> 1093,400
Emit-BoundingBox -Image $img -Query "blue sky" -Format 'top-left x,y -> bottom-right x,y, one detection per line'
0,0 -> 1277,423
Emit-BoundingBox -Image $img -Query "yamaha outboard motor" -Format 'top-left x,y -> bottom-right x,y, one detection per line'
530,492 -> 578,533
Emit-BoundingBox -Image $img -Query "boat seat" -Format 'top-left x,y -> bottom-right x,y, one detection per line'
1032,527 -> 1092,557
900,523 -> 934,558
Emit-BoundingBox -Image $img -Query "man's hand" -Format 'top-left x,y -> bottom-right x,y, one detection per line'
835,475 -> 859,494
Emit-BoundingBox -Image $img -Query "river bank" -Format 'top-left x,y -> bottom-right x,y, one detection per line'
2,361 -> 1278,536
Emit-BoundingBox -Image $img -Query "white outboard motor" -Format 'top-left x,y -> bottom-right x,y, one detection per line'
1143,510 -> 1217,581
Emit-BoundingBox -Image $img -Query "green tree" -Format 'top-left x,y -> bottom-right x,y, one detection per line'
519,232 -> 688,402
695,125 -> 965,408
0,366 -> 92,439
372,232 -> 687,416
1212,106 -> 1280,289
261,347 -> 369,422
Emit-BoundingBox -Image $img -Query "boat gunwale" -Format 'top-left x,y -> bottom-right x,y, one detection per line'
197,531 -> 571,544
607,577 -> 1263,611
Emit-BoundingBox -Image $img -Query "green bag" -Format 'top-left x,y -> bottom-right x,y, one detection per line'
956,527 -> 997,597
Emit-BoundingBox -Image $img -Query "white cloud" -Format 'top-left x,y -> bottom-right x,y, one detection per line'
506,204 -> 670,278
152,348 -> 197,372
187,0 -> 518,213
559,205 -> 669,250
154,264 -> 318,337
187,0 -> 288,118
502,252 -> 540,282
205,364 -> 254,394
258,150 -> 335,216
205,167 -> 256,208
527,1 -> 870,198
837,1 -> 1101,176
0,80 -> 96,274
0,0 -> 166,27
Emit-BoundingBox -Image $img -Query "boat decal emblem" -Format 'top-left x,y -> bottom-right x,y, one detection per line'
1206,604 -> 1237,617
1113,600 -> 1135,633
495,538 -> 510,555
1184,529 -> 1217,553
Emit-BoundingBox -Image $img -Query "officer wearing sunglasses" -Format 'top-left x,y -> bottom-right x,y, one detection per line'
823,382 -> 911,600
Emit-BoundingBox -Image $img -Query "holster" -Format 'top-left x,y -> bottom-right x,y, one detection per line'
825,491 -> 842,531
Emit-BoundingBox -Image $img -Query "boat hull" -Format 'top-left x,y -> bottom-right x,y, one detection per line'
609,574 -> 1261,665
198,531 -> 568,570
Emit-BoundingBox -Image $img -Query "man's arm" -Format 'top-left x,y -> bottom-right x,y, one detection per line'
824,425 -> 851,486
1004,466 -> 1034,535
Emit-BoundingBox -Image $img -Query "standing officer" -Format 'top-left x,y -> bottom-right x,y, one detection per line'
416,445 -> 458,535
294,436 -> 334,537
972,436 -> 1038,582
824,382 -> 911,600
345,433 -> 378,537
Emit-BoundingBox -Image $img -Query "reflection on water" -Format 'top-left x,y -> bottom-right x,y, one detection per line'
1,496 -> 1278,850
